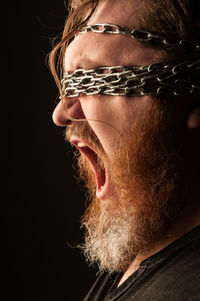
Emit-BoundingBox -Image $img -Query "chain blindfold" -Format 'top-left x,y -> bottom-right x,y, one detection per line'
61,23 -> 200,98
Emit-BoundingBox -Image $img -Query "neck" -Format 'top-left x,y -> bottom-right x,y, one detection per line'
118,203 -> 200,287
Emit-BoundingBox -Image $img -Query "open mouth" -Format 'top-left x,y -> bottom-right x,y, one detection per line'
70,138 -> 108,199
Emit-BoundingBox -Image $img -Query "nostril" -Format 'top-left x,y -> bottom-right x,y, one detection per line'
65,120 -> 73,127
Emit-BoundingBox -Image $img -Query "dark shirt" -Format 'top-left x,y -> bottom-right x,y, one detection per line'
83,225 -> 200,300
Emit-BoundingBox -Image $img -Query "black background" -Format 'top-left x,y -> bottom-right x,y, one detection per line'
4,1 -> 97,300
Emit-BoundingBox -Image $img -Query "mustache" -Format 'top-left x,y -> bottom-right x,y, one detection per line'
64,122 -> 103,151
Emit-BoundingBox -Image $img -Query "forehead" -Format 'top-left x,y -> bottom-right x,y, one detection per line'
88,0 -> 144,27
64,0 -> 156,71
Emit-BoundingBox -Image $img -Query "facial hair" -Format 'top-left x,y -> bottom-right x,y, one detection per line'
66,100 -> 188,274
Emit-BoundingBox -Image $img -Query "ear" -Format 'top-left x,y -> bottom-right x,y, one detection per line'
187,105 -> 200,129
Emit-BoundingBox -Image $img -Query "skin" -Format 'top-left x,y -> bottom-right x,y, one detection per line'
53,0 -> 200,286
53,0 -> 159,200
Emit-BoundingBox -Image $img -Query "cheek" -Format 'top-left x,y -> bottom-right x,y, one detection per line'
81,96 -> 121,152
81,96 -> 137,153
81,95 -> 154,153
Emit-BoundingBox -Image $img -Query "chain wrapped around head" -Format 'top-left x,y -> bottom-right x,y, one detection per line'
79,23 -> 200,51
60,23 -> 200,99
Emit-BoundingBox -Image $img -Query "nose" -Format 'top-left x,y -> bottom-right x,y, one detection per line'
52,98 -> 85,126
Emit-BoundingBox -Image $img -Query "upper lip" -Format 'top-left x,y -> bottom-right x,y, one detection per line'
70,136 -> 99,156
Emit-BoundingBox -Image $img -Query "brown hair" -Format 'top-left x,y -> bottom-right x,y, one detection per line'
49,0 -> 98,94
48,0 -> 200,94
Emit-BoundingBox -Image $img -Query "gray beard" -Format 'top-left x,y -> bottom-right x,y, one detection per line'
78,195 -> 168,274
80,203 -> 139,273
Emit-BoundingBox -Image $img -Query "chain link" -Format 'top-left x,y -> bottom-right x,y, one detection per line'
61,23 -> 200,98
79,23 -> 200,51
61,60 -> 200,98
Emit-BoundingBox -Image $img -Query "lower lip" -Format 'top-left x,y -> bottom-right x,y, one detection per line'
96,168 -> 109,200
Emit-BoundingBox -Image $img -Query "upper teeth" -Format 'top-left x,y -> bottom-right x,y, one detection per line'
77,141 -> 87,148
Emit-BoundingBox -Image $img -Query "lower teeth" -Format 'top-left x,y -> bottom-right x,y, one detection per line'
100,185 -> 105,191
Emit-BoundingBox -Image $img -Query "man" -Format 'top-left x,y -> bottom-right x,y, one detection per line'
50,0 -> 200,299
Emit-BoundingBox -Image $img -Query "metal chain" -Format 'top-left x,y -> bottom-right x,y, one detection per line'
61,60 -> 200,98
61,23 -> 200,98
79,23 -> 200,51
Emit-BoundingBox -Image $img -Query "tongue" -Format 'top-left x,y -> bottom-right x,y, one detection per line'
96,163 -> 106,191
88,149 -> 106,191
79,146 -> 106,191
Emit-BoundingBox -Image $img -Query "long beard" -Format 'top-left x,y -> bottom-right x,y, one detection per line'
67,101 -> 188,274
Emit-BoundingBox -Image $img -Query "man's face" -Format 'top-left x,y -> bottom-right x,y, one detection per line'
52,0 -> 187,273
53,0 -> 158,201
